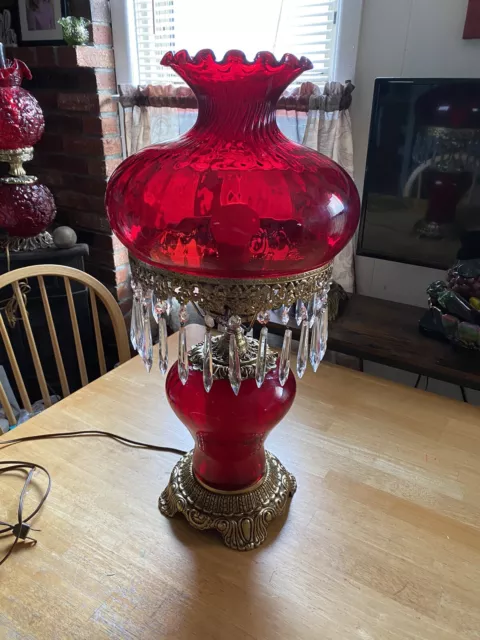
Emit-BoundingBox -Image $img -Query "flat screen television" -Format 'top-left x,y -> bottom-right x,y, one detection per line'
357,78 -> 480,270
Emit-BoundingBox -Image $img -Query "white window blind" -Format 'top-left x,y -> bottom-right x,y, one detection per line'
133,0 -> 338,87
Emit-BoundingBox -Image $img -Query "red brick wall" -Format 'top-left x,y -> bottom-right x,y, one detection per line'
5,0 -> 132,316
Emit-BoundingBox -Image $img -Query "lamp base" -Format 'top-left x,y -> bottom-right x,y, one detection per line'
0,231 -> 54,252
159,450 -> 296,551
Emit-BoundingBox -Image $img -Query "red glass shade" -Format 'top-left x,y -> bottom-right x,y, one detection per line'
0,60 -> 44,150
0,183 -> 56,237
166,363 -> 296,491
106,50 -> 360,279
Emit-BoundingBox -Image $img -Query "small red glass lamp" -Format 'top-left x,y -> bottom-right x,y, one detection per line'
106,50 -> 360,550
0,45 -> 56,250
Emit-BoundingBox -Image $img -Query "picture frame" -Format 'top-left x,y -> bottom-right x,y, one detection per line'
18,0 -> 66,45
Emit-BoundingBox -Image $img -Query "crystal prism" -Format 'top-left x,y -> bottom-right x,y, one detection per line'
203,330 -> 214,393
158,316 -> 168,374
280,305 -> 290,326
255,326 -> 268,388
178,325 -> 189,385
309,316 -> 321,372
279,328 -> 292,386
228,333 -> 241,396
295,299 -> 306,326
307,294 -> 317,328
319,307 -> 328,362
139,300 -> 153,372
130,292 -> 141,351
297,319 -> 309,378
151,293 -> 158,322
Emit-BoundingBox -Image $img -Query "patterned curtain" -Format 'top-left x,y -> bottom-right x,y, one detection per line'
303,81 -> 356,292
119,81 -> 356,290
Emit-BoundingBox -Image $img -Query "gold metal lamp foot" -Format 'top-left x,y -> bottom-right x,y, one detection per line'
159,451 -> 296,551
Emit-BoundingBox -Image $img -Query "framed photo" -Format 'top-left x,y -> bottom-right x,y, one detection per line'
18,0 -> 66,44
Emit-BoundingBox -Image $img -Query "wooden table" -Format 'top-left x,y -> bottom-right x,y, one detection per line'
262,294 -> 480,391
1,325 -> 480,639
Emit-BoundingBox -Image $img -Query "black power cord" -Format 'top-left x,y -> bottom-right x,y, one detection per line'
0,430 -> 187,567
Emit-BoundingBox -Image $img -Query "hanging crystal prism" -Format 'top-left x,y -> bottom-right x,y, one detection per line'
130,289 -> 142,351
178,325 -> 189,385
203,329 -> 213,393
309,315 -> 321,372
255,310 -> 270,388
151,292 -> 158,322
277,305 -> 292,386
295,299 -> 307,326
297,319 -> 309,378
279,328 -> 292,386
202,313 -> 215,393
255,326 -> 268,388
307,293 -> 317,328
319,306 -> 328,362
228,333 -> 241,396
158,315 -> 168,374
138,297 -> 153,372
176,304 -> 189,384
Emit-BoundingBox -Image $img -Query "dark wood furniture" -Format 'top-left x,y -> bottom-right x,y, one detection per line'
262,294 -> 480,392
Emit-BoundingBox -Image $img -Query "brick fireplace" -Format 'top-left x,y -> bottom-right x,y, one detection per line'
6,0 -> 132,316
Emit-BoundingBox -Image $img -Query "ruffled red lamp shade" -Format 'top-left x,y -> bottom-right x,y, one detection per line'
107,50 -> 359,279
0,59 -> 44,150
0,53 -> 56,245
106,50 -> 360,550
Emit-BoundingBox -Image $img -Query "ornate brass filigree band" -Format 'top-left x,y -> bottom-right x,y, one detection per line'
0,147 -> 34,177
159,450 -> 296,551
130,255 -> 333,320
0,175 -> 37,186
189,334 -> 276,380
0,231 -> 54,252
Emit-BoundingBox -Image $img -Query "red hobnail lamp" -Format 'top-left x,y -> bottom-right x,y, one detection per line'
0,59 -> 44,150
106,50 -> 360,279
166,364 -> 296,491
0,183 -> 56,237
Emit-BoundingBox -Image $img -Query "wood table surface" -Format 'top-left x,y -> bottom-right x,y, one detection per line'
1,325 -> 480,640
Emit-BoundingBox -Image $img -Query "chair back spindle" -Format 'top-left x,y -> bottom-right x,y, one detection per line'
0,265 -> 130,427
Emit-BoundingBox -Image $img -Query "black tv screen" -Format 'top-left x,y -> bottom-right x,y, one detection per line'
357,78 -> 480,270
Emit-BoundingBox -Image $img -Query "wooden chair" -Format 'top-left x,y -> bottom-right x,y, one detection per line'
0,264 -> 131,426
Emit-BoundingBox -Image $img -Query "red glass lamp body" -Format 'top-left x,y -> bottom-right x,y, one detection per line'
0,60 -> 44,150
166,364 -> 296,490
0,183 -> 56,237
106,50 -> 360,279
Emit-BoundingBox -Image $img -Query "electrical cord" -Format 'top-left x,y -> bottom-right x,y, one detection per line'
0,430 -> 187,567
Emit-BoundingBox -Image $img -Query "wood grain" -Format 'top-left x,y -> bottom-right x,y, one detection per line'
12,280 -> 51,408
38,275 -> 71,399
0,312 -> 32,413
1,324 -> 480,639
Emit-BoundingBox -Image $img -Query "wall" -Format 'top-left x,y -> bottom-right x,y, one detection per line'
5,0 -> 132,317
351,0 -> 480,402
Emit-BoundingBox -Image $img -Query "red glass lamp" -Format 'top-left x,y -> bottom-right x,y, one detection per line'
106,50 -> 360,550
0,45 -> 56,250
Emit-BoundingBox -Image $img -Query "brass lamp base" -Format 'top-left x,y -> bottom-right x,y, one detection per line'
159,451 -> 296,551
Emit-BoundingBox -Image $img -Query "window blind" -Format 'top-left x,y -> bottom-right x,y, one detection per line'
133,0 -> 338,87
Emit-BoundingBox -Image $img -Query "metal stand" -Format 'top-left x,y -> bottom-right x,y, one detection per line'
159,450 -> 296,551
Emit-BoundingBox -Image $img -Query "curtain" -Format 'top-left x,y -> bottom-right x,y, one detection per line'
303,81 -> 356,292
119,81 -> 356,290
